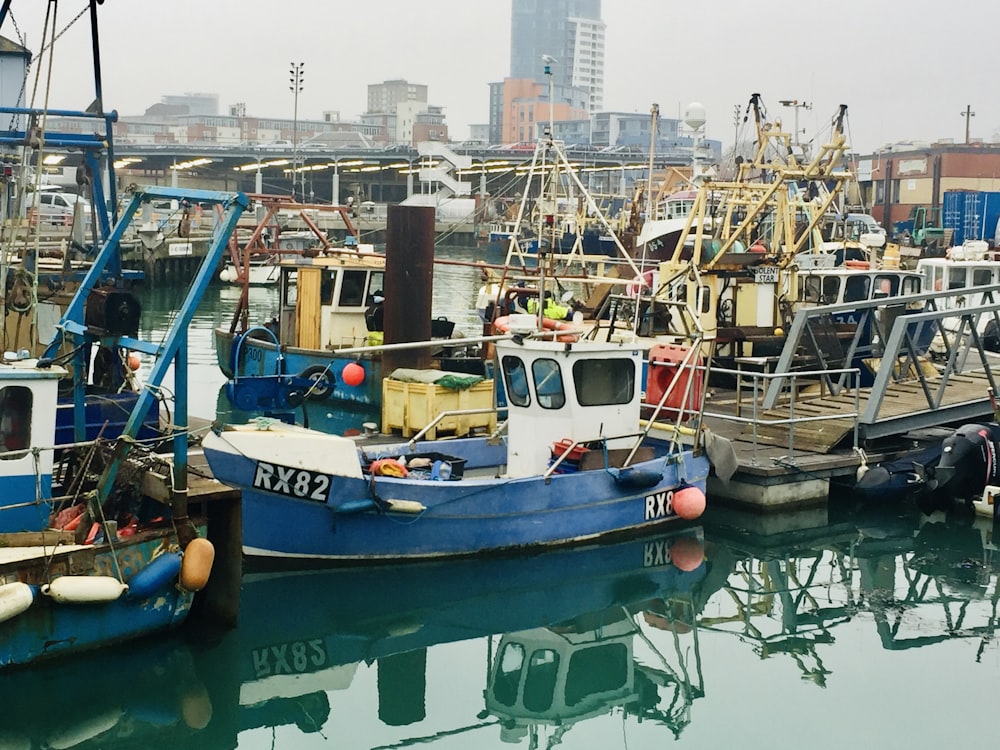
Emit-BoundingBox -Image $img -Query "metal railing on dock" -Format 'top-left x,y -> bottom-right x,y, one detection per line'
761,284 -> 1000,439
703,365 -> 862,464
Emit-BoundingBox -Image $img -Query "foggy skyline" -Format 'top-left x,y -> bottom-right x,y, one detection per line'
11,0 -> 998,155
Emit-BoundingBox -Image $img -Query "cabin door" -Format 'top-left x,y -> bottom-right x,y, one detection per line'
296,267 -> 323,350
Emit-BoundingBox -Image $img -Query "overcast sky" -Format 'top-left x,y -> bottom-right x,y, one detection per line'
16,0 -> 999,155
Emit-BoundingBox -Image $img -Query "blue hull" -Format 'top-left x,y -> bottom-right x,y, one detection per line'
0,531 -> 195,670
0,529 -> 708,746
215,328 -> 383,407
236,528 -> 708,665
55,390 -> 161,445
204,433 -> 709,561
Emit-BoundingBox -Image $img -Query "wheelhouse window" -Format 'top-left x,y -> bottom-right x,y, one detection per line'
523,649 -> 559,713
368,271 -> 385,302
844,275 -> 870,303
502,355 -> 531,407
972,268 -> 994,287
338,270 -> 367,307
281,269 -> 298,305
0,385 -> 31,456
531,358 -> 565,409
874,275 -> 899,296
493,642 -> 525,707
573,358 -> 634,406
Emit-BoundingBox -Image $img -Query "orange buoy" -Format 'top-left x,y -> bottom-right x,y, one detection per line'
669,535 -> 705,571
179,537 -> 215,592
180,683 -> 214,730
342,361 -> 365,387
127,352 -> 142,371
672,486 -> 706,521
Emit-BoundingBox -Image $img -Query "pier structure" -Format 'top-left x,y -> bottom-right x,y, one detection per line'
698,286 -> 1000,509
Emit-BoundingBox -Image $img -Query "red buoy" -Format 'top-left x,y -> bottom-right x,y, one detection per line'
672,486 -> 706,521
342,362 -> 365,387
669,535 -> 705,571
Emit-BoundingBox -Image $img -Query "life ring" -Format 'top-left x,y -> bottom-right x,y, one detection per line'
493,315 -> 578,343
369,458 -> 408,478
626,270 -> 655,297
844,259 -> 870,269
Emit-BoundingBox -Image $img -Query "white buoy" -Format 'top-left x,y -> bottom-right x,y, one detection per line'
0,582 -> 34,624
46,707 -> 122,750
41,576 -> 128,603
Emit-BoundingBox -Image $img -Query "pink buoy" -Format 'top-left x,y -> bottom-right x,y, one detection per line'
672,486 -> 706,520
342,362 -> 365,387
669,535 -> 705,572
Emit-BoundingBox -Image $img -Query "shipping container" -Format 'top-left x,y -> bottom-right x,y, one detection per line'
942,190 -> 1000,246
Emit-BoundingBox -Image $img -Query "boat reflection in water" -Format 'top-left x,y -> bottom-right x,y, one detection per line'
0,529 -> 713,748
4,509 -> 999,748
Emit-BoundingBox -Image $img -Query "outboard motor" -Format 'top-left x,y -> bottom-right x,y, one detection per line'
934,423 -> 1000,503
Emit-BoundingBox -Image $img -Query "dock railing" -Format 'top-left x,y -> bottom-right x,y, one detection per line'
703,364 -> 862,464
755,283 -> 1000,440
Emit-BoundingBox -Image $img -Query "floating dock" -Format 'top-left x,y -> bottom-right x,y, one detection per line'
697,289 -> 1000,510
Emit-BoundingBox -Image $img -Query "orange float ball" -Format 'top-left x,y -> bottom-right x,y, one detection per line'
669,535 -> 705,572
127,352 -> 141,371
342,362 -> 365,387
672,486 -> 706,520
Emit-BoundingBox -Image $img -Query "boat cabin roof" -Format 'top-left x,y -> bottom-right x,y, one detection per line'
277,248 -> 385,272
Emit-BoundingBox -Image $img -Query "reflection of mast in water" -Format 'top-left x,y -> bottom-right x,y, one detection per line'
700,510 -> 1000,688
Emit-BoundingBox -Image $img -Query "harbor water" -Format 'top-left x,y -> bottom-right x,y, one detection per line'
14,247 -> 996,749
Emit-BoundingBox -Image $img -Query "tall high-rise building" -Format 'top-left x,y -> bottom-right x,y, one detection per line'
510,0 -> 604,113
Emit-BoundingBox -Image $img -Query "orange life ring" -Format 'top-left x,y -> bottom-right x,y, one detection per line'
493,315 -> 578,343
844,260 -> 870,269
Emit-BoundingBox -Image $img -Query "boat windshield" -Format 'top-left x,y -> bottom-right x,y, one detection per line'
573,359 -> 634,406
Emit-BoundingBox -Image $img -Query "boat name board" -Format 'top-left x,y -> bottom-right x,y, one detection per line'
754,266 -> 779,283
252,639 -> 329,678
168,242 -> 193,257
252,461 -> 330,502
643,538 -> 674,568
645,490 -> 675,521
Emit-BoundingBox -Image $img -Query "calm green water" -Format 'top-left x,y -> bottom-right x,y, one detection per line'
3,505 -> 997,749
12,251 -> 993,749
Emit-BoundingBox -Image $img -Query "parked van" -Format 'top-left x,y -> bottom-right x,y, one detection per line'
25,190 -> 91,225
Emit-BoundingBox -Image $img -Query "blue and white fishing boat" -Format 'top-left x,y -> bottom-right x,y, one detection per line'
0,181 -> 248,669
203,318 -> 711,562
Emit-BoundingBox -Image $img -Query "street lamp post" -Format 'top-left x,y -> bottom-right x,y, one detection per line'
289,61 -> 304,200
960,104 -> 975,144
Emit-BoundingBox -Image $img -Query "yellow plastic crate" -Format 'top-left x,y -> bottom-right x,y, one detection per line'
382,378 -> 496,439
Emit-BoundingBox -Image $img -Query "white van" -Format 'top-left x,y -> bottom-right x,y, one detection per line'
26,190 -> 91,225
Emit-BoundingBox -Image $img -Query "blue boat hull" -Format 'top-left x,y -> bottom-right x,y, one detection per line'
0,531 -> 195,669
203,432 -> 709,561
236,528 -> 709,665
55,390 -> 161,445
215,327 -> 383,408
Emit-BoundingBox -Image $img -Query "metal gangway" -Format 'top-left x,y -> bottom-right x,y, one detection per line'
758,284 -> 1000,444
